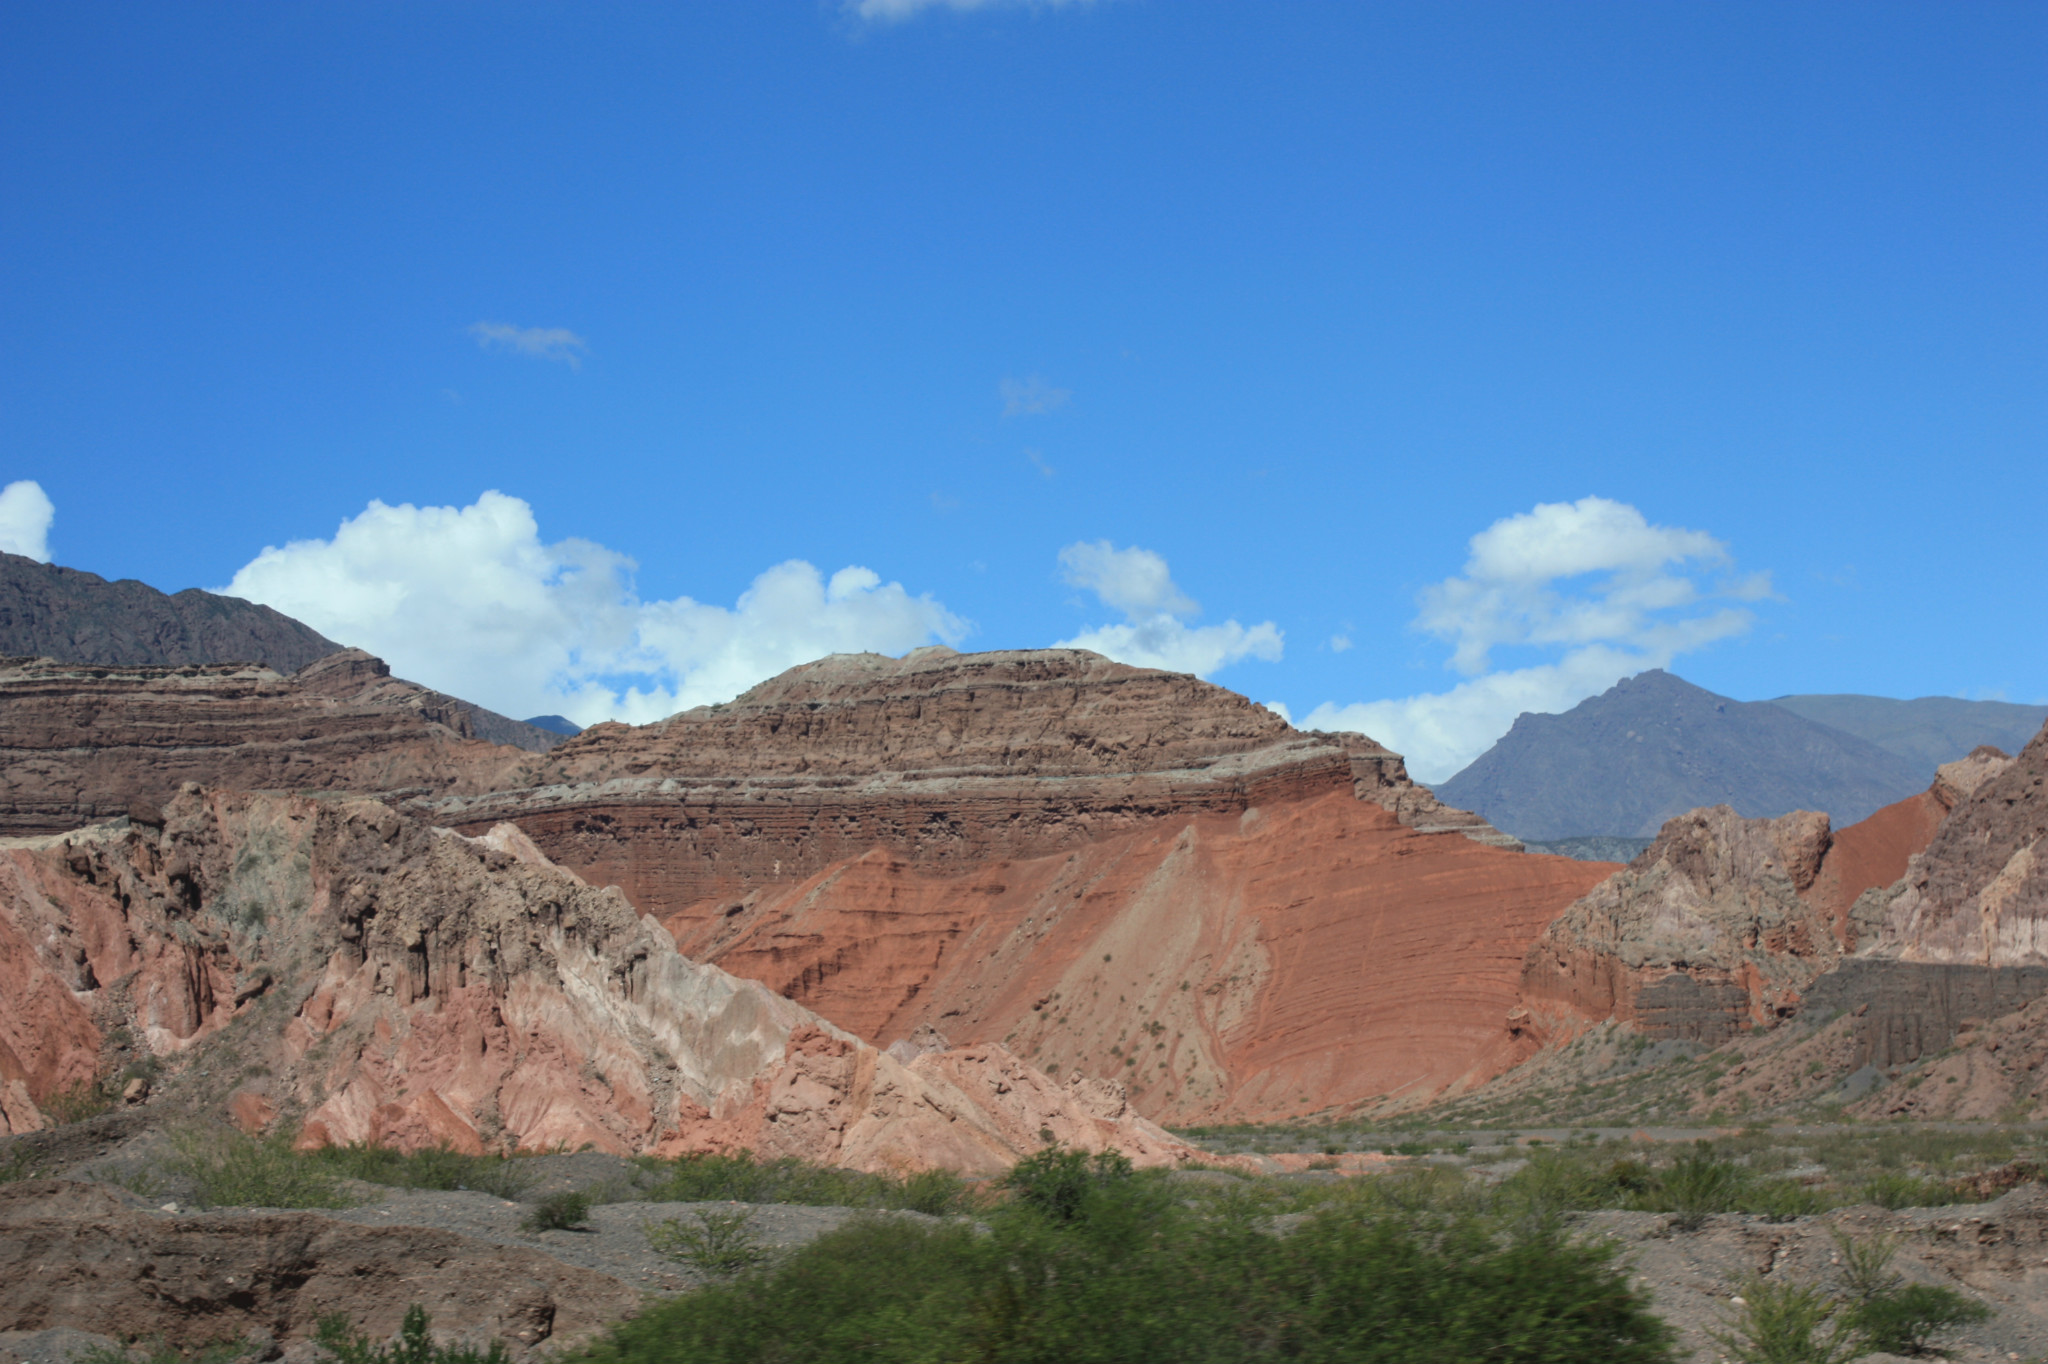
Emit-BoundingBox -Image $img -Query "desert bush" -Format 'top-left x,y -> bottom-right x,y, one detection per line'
1000,1145 -> 1133,1222
75,1337 -> 255,1364
1713,1276 -> 1864,1364
1858,1172 -> 1954,1210
644,1208 -> 770,1278
635,1149 -> 975,1214
0,1145 -> 41,1184
1846,1282 -> 1989,1355
41,1078 -> 114,1125
1645,1151 -> 1748,1229
166,1129 -> 353,1210
580,1157 -> 1677,1364
522,1190 -> 592,1232
308,1142 -> 533,1199
315,1304 -> 508,1364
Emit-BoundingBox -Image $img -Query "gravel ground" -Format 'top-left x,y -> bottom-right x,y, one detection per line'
319,1183 -> 929,1295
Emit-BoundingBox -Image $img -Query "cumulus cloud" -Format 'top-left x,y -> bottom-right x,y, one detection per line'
0,481 -> 54,562
1000,375 -> 1071,417
1300,497 -> 1766,783
1054,540 -> 1282,678
468,322 -> 588,369
221,491 -> 965,725
851,0 -> 1091,21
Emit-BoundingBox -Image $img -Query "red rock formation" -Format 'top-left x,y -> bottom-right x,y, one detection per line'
1517,773 -> 1971,1046
0,788 -> 1192,1169
0,652 -> 530,835
424,648 -> 1592,1121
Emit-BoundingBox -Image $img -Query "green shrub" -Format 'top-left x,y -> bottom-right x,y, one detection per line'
1647,1152 -> 1747,1229
635,1149 -> 971,1213
1742,1178 -> 1833,1222
1000,1145 -> 1132,1223
307,1142 -> 533,1199
1858,1173 -> 1953,1210
580,1157 -> 1678,1364
644,1208 -> 770,1278
522,1190 -> 591,1232
41,1078 -> 113,1126
1846,1282 -> 1990,1356
1711,1276 -> 1864,1364
166,1129 -> 353,1210
315,1305 -> 508,1364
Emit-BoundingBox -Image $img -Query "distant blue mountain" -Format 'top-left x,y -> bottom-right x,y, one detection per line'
521,714 -> 583,736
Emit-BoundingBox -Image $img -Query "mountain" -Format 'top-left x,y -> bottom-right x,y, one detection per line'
0,553 -> 568,754
1435,670 -> 1927,841
520,713 -> 582,735
0,551 -> 341,673
1769,692 -> 2048,777
427,646 -> 1608,1122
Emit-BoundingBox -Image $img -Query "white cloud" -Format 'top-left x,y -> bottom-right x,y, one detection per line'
1000,375 -> 1071,417
1054,540 -> 1282,678
1301,497 -> 1765,783
221,491 -> 965,726
0,481 -> 54,562
852,0 -> 1091,21
468,322 -> 588,369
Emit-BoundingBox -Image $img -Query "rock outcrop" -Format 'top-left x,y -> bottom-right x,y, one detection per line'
0,652 -> 550,835
0,786 -> 1192,1171
1518,772 -> 1969,1045
421,648 -> 1596,1121
1872,732 -> 2045,965
0,1180 -> 639,1355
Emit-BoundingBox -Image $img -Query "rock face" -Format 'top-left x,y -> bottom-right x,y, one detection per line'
423,648 -> 1599,1121
1436,669 -> 1929,840
0,552 -> 342,675
1518,775 -> 1964,1046
0,651 -> 558,835
0,1180 -> 639,1355
1872,730 -> 2047,965
0,787 -> 1192,1171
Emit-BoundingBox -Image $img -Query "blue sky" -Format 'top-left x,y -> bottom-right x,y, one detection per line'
2,2 -> 2041,779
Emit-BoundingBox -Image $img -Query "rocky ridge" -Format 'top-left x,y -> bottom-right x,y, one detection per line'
0,552 -> 342,676
0,785 -> 1192,1172
416,648 -> 1603,1123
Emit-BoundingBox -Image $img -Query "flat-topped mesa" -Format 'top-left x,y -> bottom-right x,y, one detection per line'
429,647 -> 1516,908
532,647 -> 1310,781
0,651 -> 540,835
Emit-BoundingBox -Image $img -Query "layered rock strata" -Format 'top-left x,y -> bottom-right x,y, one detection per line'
0,652 -> 544,835
1517,765 -> 1976,1045
0,787 -> 1190,1171
424,648 -> 1597,1121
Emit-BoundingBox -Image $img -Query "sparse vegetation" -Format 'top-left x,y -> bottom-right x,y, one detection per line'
634,1148 -> 977,1214
315,1305 -> 509,1364
165,1128 -> 354,1210
307,1142 -> 534,1199
521,1189 -> 592,1232
644,1208 -> 771,1278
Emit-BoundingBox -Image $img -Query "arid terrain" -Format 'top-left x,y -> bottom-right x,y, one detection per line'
3,616 -> 2046,1361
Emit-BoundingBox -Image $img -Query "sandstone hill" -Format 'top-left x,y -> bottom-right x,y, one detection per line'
1436,669 -> 1927,841
0,784 -> 1192,1171
0,551 -> 341,674
0,649 -> 573,835
423,647 -> 1609,1123
1772,691 -> 2048,778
